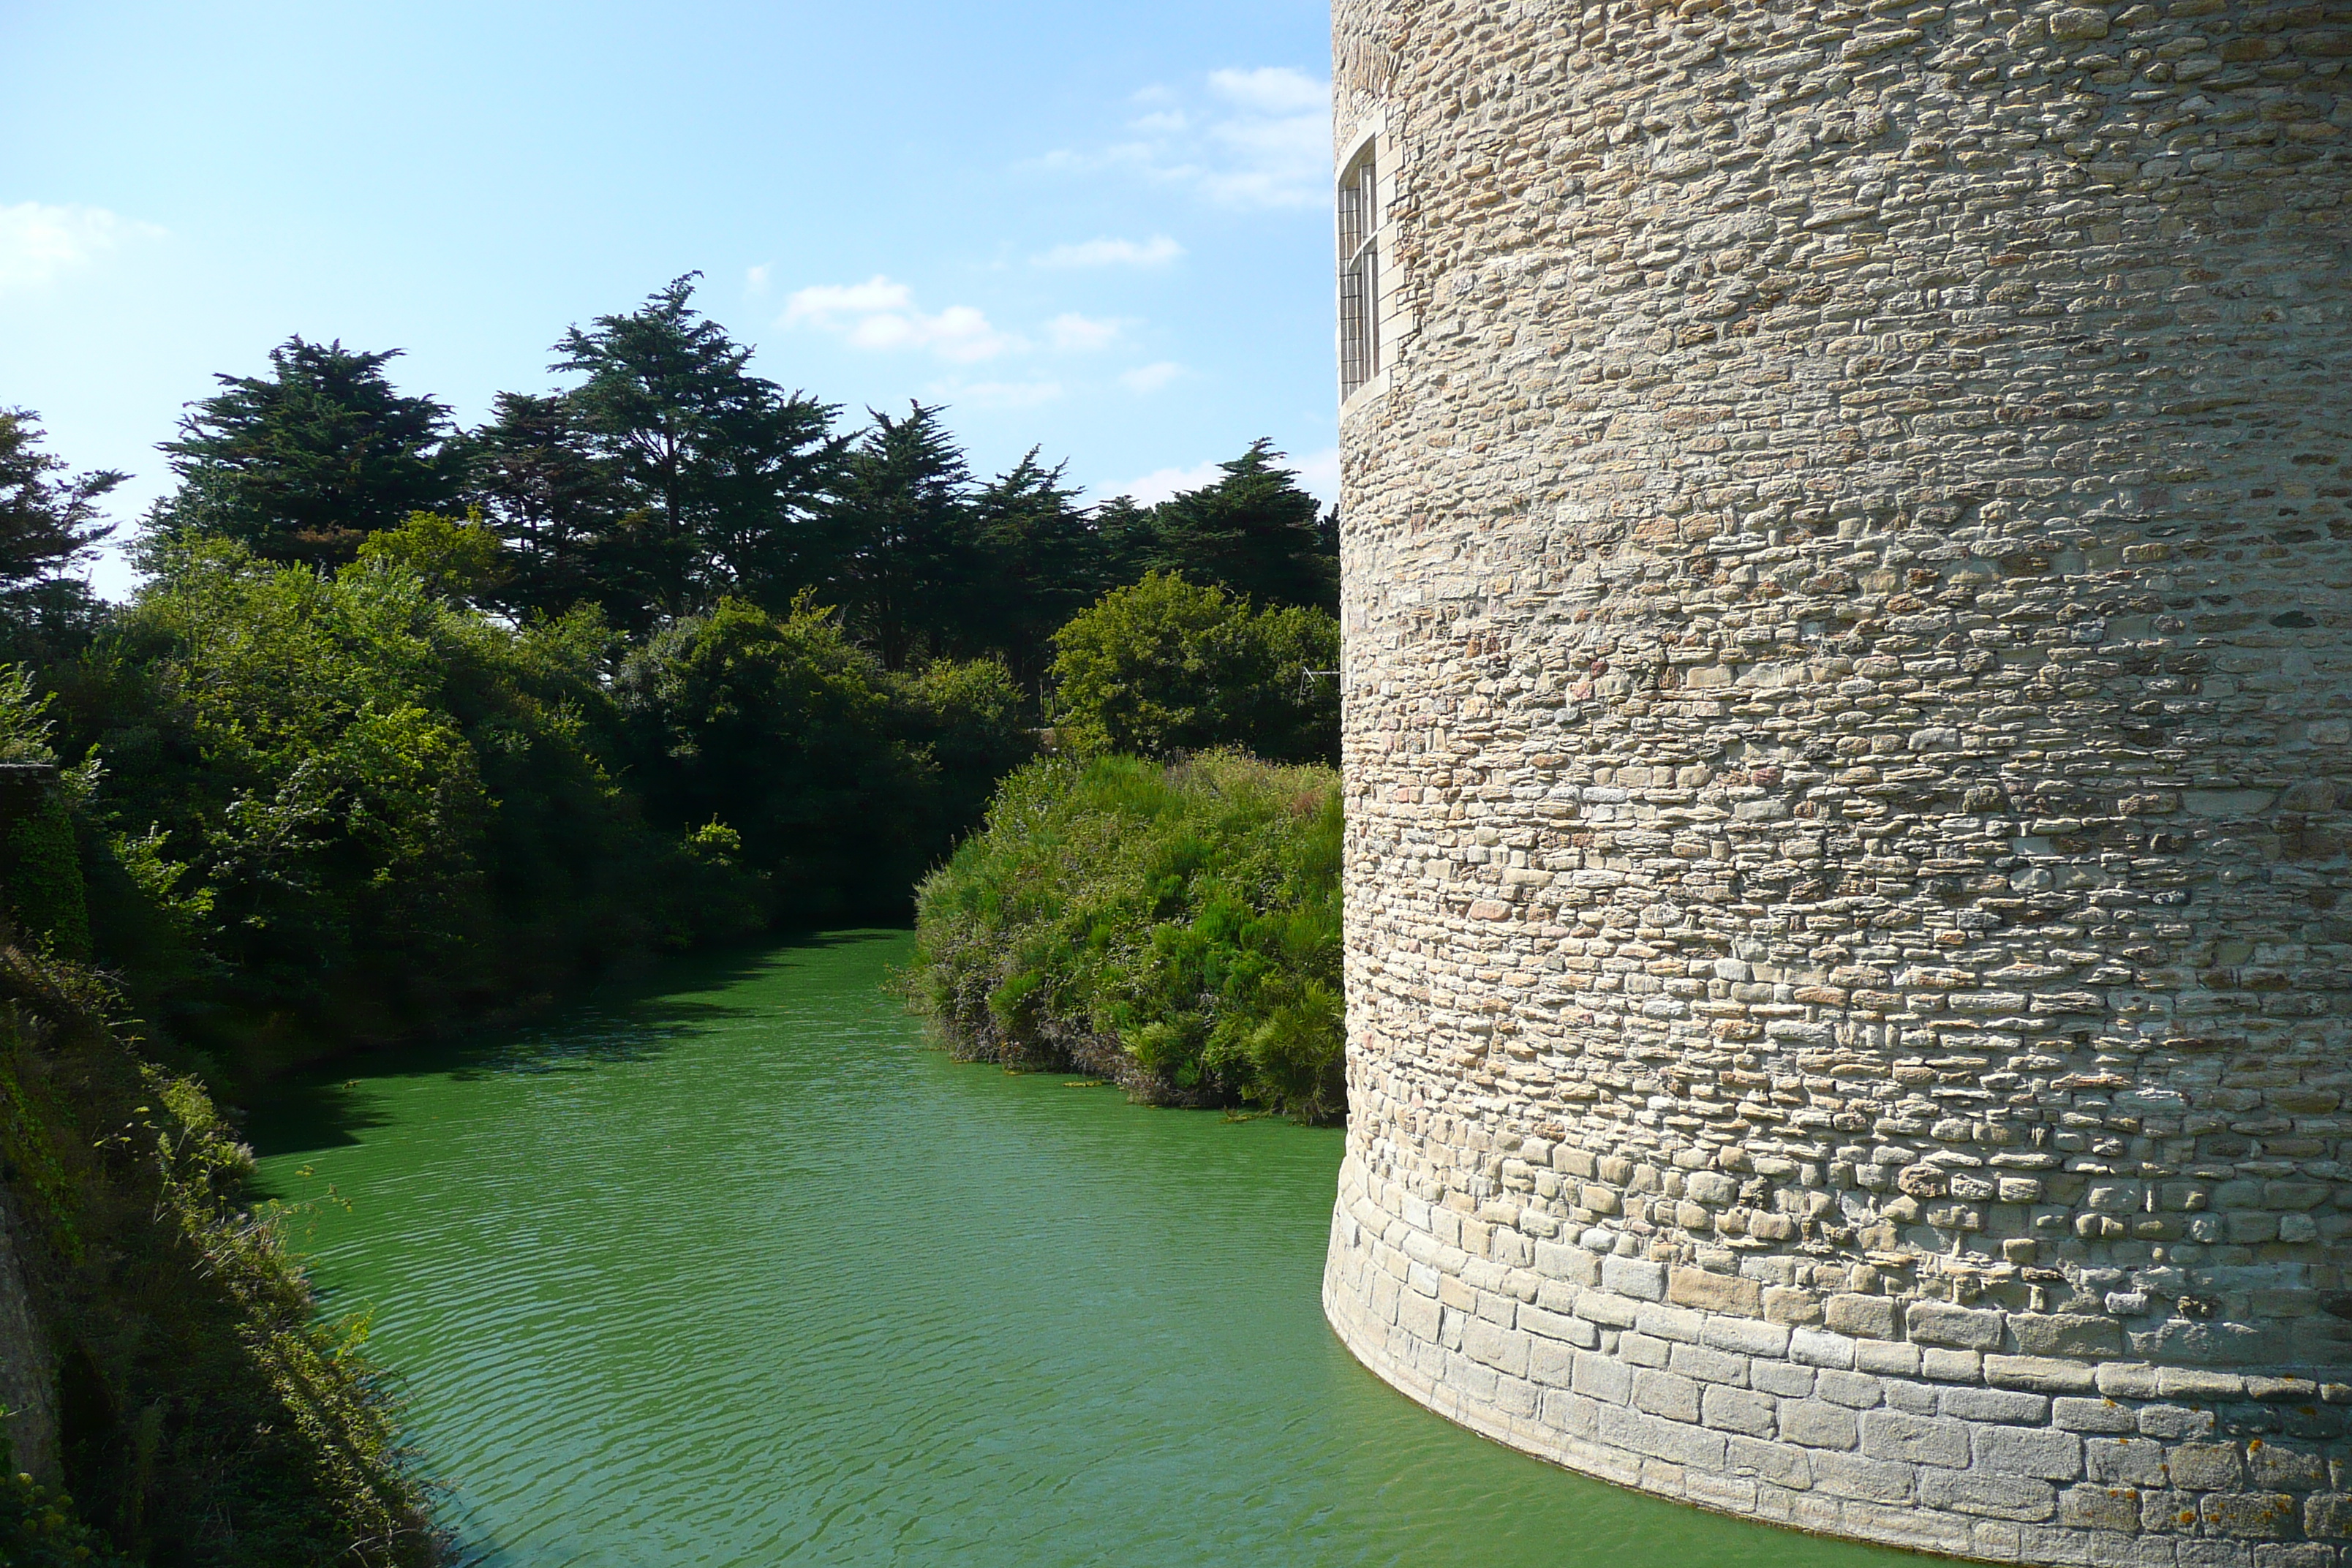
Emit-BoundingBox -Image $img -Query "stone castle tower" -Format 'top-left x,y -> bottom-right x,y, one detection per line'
1320,0 -> 2352,1559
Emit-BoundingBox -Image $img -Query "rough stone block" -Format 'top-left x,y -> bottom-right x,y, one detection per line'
1728,1431 -> 1814,1490
1703,1383 -> 1776,1438
1818,1368 -> 1887,1410
2014,1314 -> 2128,1357
1976,1425 -> 2087,1482
1632,1367 -> 1702,1422
1828,1293 -> 1901,1340
2250,1447 -> 2326,1492
1669,1265 -> 1761,1316
1989,1357 -> 2100,1395
1597,1403 -> 1727,1471
2062,1484 -> 2147,1534
1813,1449 -> 1921,1504
2200,1493 -> 2300,1541
2251,1547 -> 2334,1568
1947,1387 -> 2053,1425
1920,1465 -> 2060,1523
2302,1492 -> 2352,1539
2090,1440 -> 2171,1487
1573,1349 -> 1632,1406
1602,1256 -> 1665,1302
1863,1410 -> 1974,1469
1703,1316 -> 1792,1359
1783,1398 -> 1863,1450
2058,1398 -> 2141,1435
1912,1300 -> 2008,1351
1669,1341 -> 1750,1387
2171,1443 -> 2247,1492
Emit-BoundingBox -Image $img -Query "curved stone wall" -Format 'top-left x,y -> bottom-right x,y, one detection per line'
1322,0 -> 2352,1561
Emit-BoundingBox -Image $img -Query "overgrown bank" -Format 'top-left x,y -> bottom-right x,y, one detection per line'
0,772 -> 436,1564
905,752 -> 1344,1123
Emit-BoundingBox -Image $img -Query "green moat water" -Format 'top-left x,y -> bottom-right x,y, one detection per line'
252,932 -> 1917,1567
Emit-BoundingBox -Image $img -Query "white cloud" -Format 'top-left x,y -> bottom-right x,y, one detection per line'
1047,313 -> 1123,353
1118,361 -> 1183,394
782,275 -> 1021,363
934,380 -> 1066,410
0,202 -> 162,293
745,263 -> 772,293
1104,459 -> 1224,507
1030,235 -> 1185,269
1028,66 -> 1333,211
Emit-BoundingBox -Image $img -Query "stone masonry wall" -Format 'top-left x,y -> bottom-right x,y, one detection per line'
1322,0 -> 2352,1561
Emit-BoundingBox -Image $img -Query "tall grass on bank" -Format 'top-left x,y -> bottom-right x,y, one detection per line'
906,752 -> 1343,1123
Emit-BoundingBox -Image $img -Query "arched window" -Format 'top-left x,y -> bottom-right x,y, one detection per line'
1338,145 -> 1379,399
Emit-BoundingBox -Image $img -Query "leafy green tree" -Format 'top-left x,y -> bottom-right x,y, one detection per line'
0,409 -> 120,649
909,752 -> 1344,1121
1048,572 -> 1338,764
67,536 -> 755,1058
547,274 -> 842,623
1142,439 -> 1337,611
353,509 -> 508,602
153,339 -> 460,568
615,597 -> 935,916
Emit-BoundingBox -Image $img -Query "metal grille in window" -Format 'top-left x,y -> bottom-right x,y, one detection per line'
1338,149 -> 1378,398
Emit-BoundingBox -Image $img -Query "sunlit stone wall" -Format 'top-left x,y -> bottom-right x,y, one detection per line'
1321,0 -> 2352,1559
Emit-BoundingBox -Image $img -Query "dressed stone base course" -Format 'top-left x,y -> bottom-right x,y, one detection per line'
1328,1149 -> 2352,1565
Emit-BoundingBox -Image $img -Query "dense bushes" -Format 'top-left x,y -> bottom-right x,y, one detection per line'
906,752 -> 1343,1123
42,538 -> 758,1075
614,596 -> 1028,921
1048,573 -> 1338,765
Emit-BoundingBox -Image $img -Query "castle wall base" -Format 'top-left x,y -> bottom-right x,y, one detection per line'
1328,1151 -> 2352,1566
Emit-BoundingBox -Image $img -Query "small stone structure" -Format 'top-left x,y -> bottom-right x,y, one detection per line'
1320,0 -> 2352,1560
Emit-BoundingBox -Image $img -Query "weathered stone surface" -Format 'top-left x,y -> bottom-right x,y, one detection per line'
1320,0 -> 2352,1557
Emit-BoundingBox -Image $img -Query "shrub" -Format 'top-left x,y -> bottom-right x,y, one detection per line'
907,751 -> 1343,1122
1047,573 -> 1338,765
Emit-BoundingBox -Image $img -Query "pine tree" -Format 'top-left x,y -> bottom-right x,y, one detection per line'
0,410 -> 121,647
547,274 -> 841,624
155,338 -> 459,568
1145,440 -> 1337,612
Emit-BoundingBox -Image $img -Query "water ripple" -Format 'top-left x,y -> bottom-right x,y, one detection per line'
258,934 -> 1918,1568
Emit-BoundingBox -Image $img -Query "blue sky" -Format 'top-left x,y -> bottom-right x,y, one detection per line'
1,0 -> 1338,598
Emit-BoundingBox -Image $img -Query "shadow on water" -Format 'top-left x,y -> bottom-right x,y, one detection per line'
242,929 -> 908,1161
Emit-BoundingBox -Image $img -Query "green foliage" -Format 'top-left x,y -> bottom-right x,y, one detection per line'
152,339 -> 461,570
0,1435 -> 127,1567
907,752 -> 1343,1122
1047,573 -> 1339,765
353,510 -> 508,602
1136,440 -> 1336,613
0,943 -> 437,1565
478,275 -> 845,627
0,411 -> 121,659
49,538 -> 757,1071
823,402 -> 980,669
615,598 -> 1032,921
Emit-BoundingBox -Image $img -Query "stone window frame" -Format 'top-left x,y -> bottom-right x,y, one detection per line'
1337,115 -> 1395,413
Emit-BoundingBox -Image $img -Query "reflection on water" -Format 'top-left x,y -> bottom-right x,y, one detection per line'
253,932 -> 1918,1568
